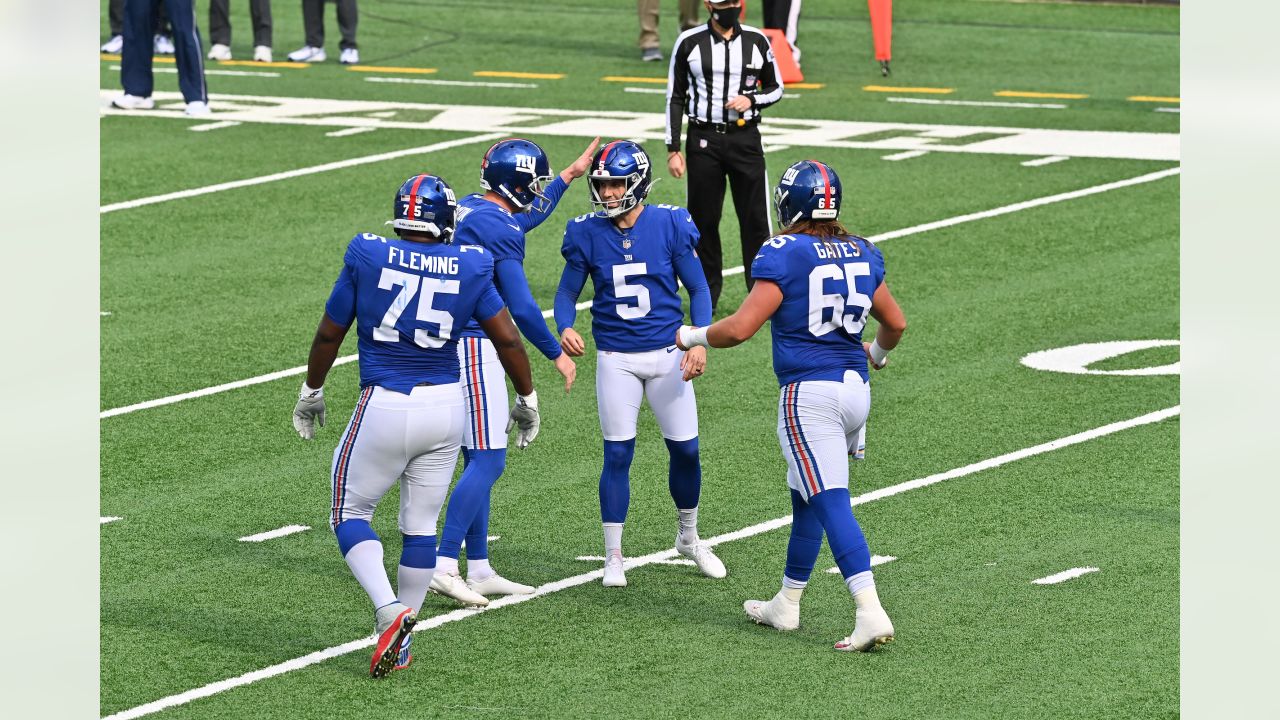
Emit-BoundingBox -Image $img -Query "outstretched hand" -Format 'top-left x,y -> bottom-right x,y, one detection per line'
562,137 -> 601,181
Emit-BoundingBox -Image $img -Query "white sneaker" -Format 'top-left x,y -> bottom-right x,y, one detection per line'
111,94 -> 154,110
676,536 -> 727,578
834,604 -> 895,652
467,573 -> 535,597
207,43 -> 232,61
744,590 -> 801,631
184,101 -> 211,116
253,45 -> 273,62
154,34 -> 175,55
101,35 -> 123,53
602,553 -> 627,587
288,45 -> 326,62
339,48 -> 359,64
429,571 -> 489,606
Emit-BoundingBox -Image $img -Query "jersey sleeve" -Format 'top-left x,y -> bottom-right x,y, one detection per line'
749,238 -> 788,284
471,282 -> 505,323
483,216 -> 527,262
555,222 -> 590,334
516,175 -> 568,232
323,236 -> 363,326
669,206 -> 700,259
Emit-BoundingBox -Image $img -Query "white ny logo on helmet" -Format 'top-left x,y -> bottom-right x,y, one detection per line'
515,155 -> 537,175
781,166 -> 800,185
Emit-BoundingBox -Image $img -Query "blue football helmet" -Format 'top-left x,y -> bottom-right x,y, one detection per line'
774,159 -> 842,226
389,174 -> 457,241
480,138 -> 554,213
588,140 -> 655,218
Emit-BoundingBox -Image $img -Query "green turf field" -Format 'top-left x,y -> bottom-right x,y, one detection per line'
100,1 -> 1179,717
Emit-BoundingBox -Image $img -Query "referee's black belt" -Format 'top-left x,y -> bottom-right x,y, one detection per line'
689,118 -> 759,134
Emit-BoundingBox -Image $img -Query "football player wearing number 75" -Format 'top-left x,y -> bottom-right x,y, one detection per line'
291,174 -> 539,677
676,160 -> 906,652
555,140 -> 727,588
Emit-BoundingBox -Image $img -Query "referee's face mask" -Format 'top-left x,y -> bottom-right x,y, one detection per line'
707,1 -> 741,30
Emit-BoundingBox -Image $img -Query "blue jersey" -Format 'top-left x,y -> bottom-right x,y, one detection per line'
557,204 -> 711,353
749,233 -> 886,386
454,179 -> 567,360
324,233 -> 505,393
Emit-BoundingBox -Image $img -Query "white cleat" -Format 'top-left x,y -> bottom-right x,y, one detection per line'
101,35 -> 123,53
253,45 -> 273,62
429,571 -> 489,606
467,573 -> 534,596
339,47 -> 360,64
184,100 -> 211,116
287,45 -> 326,62
111,94 -> 154,110
154,34 -> 175,55
743,590 -> 800,631
207,43 -> 232,61
676,536 -> 727,578
834,605 -> 895,652
602,553 -> 627,587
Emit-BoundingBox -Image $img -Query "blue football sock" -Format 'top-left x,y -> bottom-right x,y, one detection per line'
785,489 -> 824,585
809,488 -> 872,579
664,437 -> 702,510
438,448 -> 506,560
396,534 -> 437,612
600,438 -> 636,524
334,518 -> 379,556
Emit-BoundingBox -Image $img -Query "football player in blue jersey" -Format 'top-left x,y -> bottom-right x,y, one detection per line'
554,140 -> 726,588
291,174 -> 541,677
676,159 -> 906,651
429,137 -> 600,606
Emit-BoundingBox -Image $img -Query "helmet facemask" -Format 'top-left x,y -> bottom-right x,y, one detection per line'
589,171 -> 644,218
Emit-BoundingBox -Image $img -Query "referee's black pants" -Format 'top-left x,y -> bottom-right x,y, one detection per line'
685,124 -> 771,311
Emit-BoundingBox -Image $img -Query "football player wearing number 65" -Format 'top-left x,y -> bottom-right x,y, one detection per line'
555,140 -> 726,588
676,160 -> 906,652
291,174 -> 538,677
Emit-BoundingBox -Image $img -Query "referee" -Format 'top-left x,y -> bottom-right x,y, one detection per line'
666,0 -> 783,313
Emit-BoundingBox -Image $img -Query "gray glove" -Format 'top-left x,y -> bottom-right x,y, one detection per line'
506,390 -> 540,449
293,382 -> 326,440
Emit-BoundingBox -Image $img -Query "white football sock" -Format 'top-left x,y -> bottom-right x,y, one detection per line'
435,555 -> 459,576
781,586 -> 804,602
397,565 -> 434,613
467,558 -> 494,581
782,575 -> 808,591
344,540 -> 397,608
846,571 -> 878,600
677,507 -> 699,543
603,522 -> 624,555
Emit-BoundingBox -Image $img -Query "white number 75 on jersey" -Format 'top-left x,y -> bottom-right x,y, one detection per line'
808,262 -> 872,336
373,268 -> 459,348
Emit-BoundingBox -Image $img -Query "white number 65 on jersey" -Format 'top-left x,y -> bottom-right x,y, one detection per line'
808,262 -> 872,336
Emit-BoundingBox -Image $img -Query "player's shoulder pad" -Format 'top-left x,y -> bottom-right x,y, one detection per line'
345,231 -> 388,261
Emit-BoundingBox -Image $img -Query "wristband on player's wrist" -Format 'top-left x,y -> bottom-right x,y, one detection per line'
517,390 -> 538,408
300,381 -> 323,399
868,339 -> 890,368
678,325 -> 710,349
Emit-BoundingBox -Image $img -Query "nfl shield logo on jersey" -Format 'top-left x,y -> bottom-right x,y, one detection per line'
622,238 -> 633,249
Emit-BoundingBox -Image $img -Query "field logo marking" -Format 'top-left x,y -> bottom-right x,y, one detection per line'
1021,340 -> 1180,376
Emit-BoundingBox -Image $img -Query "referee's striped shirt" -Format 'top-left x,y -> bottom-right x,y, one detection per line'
665,22 -> 784,151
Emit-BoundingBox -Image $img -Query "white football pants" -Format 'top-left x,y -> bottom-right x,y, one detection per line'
329,384 -> 464,534
457,336 -> 510,450
596,346 -> 698,442
776,370 -> 870,500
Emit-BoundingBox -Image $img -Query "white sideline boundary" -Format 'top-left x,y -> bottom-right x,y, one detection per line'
99,133 -> 504,214
102,405 -> 1180,720
98,166 -> 1180,420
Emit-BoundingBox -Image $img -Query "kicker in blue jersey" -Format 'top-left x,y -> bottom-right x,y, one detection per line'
323,232 -> 505,393
557,204 -> 710,352
749,232 -> 886,386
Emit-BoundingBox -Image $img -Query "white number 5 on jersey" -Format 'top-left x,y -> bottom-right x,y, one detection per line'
808,262 -> 872,337
612,263 -> 651,319
374,268 -> 460,348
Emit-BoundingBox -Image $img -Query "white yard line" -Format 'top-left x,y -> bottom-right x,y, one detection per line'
103,405 -> 1178,720
325,126 -> 377,138
1155,107 -> 1179,114
238,525 -> 311,543
459,535 -> 500,548
1032,567 -> 1100,585
882,150 -> 929,161
109,65 -> 281,78
623,86 -> 667,94
827,555 -> 896,573
101,311 -> 113,317
99,132 -> 505,214
101,517 -> 122,525
1022,155 -> 1070,167
364,77 -> 537,89
887,96 -> 1067,110
98,166 -> 1179,420
189,121 -> 242,132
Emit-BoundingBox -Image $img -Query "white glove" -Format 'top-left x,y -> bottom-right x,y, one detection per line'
293,382 -> 326,440
506,390 -> 540,449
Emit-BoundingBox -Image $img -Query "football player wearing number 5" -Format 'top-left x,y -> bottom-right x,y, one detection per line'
676,160 -> 906,651
291,174 -> 539,677
555,140 -> 726,588
429,137 -> 598,607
